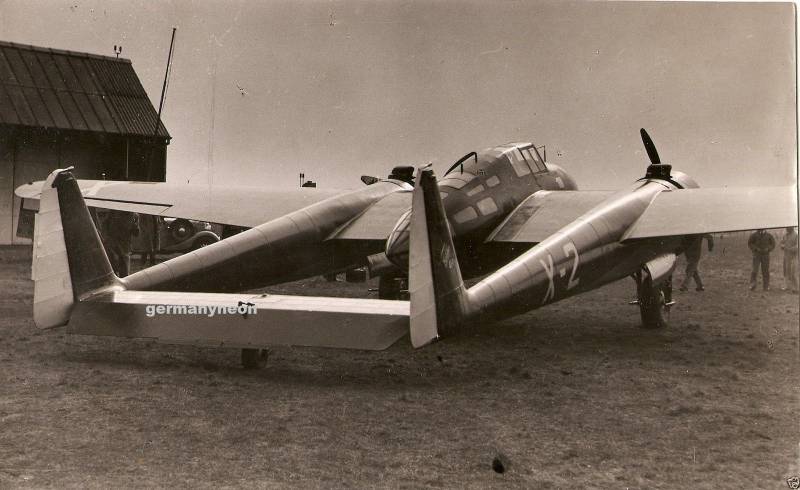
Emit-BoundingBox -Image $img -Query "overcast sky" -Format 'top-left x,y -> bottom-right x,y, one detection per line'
0,1 -> 796,190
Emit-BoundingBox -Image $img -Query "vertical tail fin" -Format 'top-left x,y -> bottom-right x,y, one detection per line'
32,168 -> 121,328
408,166 -> 471,348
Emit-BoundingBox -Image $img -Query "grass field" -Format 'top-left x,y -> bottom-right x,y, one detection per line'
0,242 -> 798,488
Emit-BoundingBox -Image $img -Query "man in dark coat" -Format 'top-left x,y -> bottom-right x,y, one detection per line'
748,229 -> 776,291
103,210 -> 140,277
680,234 -> 714,291
138,215 -> 161,266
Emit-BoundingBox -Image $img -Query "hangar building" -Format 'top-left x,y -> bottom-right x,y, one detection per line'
0,40 -> 170,244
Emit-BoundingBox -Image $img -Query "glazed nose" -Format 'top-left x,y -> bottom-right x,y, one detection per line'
385,209 -> 411,269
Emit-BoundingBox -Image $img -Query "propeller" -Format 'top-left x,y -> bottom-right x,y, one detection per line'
640,128 -> 672,180
640,128 -> 661,165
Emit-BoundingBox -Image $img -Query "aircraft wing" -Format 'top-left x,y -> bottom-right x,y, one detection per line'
331,191 -> 412,240
486,190 -> 617,243
622,186 -> 798,240
15,179 -> 345,228
487,186 -> 797,245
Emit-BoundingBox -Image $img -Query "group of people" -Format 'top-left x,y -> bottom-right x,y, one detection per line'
678,227 -> 798,294
748,227 -> 797,293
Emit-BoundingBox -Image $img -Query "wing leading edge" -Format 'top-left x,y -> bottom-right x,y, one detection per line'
18,179 -> 415,242
486,186 -> 798,245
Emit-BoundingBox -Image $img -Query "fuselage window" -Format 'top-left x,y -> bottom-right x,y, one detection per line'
453,206 -> 478,224
476,197 -> 498,216
466,184 -> 485,197
507,149 -> 531,177
485,175 -> 500,187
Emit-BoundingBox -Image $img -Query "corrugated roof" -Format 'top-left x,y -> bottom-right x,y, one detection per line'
0,40 -> 170,140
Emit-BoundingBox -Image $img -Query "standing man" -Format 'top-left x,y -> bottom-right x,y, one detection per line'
104,210 -> 140,277
780,226 -> 798,293
680,234 -> 714,291
138,215 -> 161,267
748,229 -> 776,291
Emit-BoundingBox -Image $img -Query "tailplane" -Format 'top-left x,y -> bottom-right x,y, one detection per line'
408,166 -> 472,347
32,168 -> 121,328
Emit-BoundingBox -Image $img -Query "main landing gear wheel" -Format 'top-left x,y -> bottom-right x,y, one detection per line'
634,272 -> 673,329
241,348 -> 269,369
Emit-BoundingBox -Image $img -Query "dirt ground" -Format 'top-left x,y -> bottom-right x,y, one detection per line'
0,240 -> 798,489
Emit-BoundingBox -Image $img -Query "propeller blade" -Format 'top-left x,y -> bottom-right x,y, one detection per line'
640,128 -> 661,165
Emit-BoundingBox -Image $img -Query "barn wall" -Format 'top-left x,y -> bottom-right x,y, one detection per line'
10,131 -> 61,244
1,127 -> 168,245
0,133 -> 13,244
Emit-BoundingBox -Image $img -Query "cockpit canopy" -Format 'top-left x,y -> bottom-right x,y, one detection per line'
494,142 -> 547,176
440,142 -> 547,190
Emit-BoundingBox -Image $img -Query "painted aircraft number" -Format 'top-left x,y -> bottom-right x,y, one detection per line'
538,242 -> 580,305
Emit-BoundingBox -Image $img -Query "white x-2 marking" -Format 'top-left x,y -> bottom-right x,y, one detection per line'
539,255 -> 555,304
562,242 -> 580,290
540,241 -> 581,304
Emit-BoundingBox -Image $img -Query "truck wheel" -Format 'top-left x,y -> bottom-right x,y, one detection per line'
192,235 -> 217,250
241,348 -> 268,369
170,218 -> 194,242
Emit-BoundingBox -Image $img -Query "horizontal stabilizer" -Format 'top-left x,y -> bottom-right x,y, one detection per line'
68,291 -> 409,351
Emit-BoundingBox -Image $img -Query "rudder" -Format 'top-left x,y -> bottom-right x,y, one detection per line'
408,166 -> 471,347
32,168 -> 121,328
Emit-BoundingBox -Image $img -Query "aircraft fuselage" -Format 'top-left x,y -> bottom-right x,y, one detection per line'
122,141 -> 577,293
385,142 -> 577,277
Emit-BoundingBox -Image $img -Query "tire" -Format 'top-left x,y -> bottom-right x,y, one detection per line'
378,274 -> 403,300
191,235 -> 217,250
241,348 -> 269,369
638,275 -> 671,329
170,219 -> 194,242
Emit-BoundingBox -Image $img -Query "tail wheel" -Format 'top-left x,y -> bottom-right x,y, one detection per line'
378,273 -> 403,300
241,348 -> 269,369
636,272 -> 672,329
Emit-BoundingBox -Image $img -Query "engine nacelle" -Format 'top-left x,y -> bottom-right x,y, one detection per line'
642,253 -> 677,286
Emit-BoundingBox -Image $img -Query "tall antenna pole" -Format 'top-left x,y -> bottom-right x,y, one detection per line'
147,27 -> 177,181
154,27 -> 177,137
